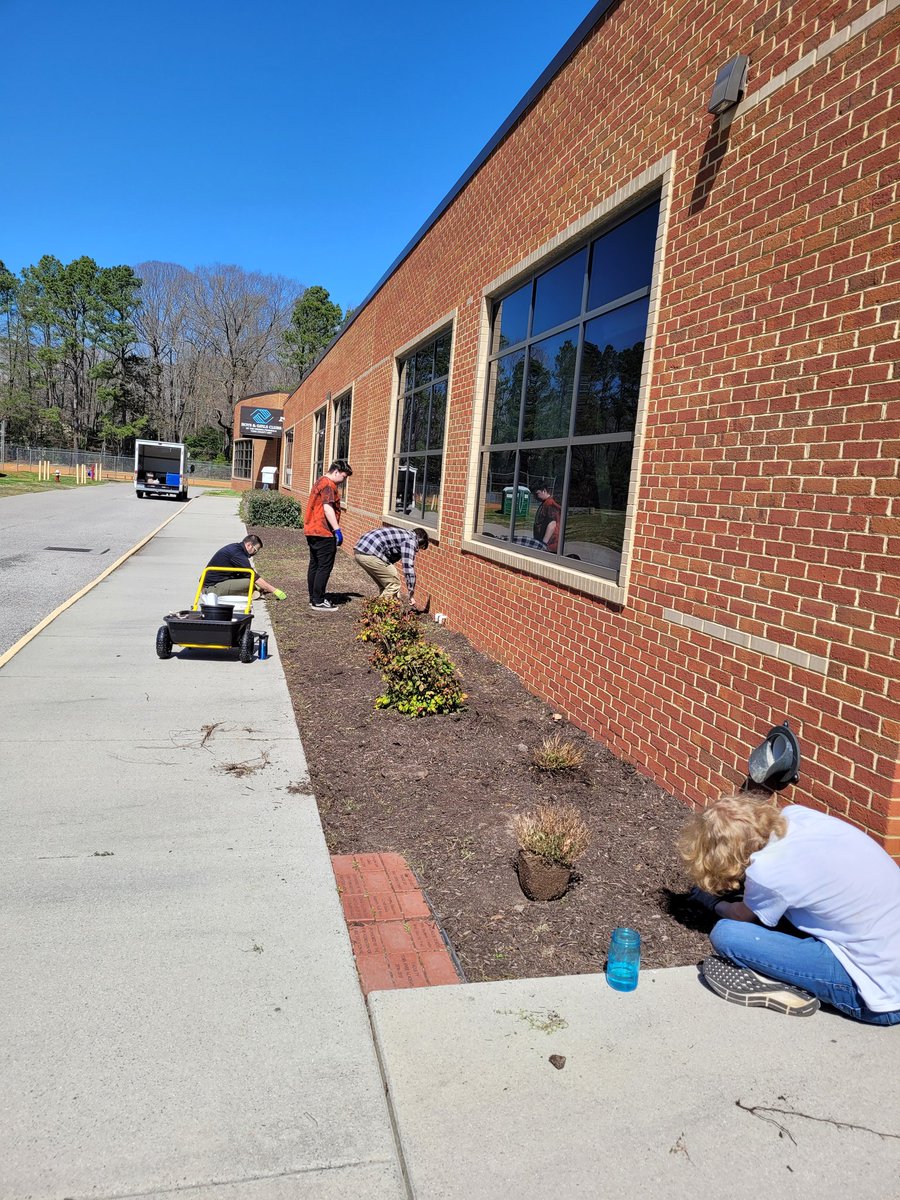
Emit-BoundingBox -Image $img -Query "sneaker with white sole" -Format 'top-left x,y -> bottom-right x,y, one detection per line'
701,955 -> 820,1016
309,599 -> 336,611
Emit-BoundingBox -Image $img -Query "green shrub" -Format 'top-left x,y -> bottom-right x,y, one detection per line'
376,641 -> 467,718
357,596 -> 422,666
239,489 -> 303,528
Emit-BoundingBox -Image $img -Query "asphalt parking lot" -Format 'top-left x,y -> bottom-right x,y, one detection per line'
0,483 -> 201,654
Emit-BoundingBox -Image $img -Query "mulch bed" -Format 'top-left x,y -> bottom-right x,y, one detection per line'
254,526 -> 713,983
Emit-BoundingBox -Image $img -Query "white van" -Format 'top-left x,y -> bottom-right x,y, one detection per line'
134,440 -> 193,501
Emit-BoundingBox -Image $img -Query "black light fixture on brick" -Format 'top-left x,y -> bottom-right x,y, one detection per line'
708,54 -> 749,116
748,721 -> 801,791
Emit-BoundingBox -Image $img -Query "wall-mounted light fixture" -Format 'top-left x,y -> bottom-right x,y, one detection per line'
708,54 -> 749,116
748,720 -> 801,791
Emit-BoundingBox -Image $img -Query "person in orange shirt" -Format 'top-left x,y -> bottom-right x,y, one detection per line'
304,459 -> 352,610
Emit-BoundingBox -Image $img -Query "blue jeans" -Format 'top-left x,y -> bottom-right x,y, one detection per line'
710,920 -> 900,1026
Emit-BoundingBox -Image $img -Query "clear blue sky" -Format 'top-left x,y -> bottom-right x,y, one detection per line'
2,0 -> 596,312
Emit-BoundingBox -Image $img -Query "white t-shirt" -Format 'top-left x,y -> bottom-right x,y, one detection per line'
744,805 -> 900,1012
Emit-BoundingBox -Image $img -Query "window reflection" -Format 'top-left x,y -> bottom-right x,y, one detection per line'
415,343 -> 434,388
575,297 -> 649,437
429,381 -> 447,449
434,332 -> 451,377
522,330 -> 577,442
392,328 -> 451,526
495,283 -> 530,350
478,449 -> 516,539
512,449 -> 567,551
312,408 -> 326,481
562,443 -> 634,571
588,202 -> 659,312
421,454 -> 442,529
532,248 -> 587,337
333,393 -> 352,497
479,195 -> 660,582
487,350 -> 524,445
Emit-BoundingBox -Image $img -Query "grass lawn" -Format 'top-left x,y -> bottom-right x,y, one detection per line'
0,470 -> 105,498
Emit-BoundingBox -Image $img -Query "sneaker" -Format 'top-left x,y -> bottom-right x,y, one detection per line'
701,955 -> 820,1016
309,599 -> 336,611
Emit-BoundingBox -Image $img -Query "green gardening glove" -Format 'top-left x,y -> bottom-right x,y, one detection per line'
273,588 -> 287,601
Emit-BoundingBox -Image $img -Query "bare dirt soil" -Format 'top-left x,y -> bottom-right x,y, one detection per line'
255,527 -> 712,983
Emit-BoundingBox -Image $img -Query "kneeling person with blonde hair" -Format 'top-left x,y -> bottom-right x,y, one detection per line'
679,792 -> 900,1024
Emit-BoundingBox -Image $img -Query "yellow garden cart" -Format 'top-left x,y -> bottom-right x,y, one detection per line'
156,567 -> 258,662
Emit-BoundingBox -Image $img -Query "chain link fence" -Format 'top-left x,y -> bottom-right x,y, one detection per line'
0,443 -> 233,483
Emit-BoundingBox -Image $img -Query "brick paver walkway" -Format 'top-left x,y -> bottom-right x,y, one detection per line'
332,852 -> 462,995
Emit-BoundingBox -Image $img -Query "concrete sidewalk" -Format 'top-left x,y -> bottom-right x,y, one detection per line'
3,495 -> 897,1200
0,498 -> 406,1199
370,969 -> 900,1199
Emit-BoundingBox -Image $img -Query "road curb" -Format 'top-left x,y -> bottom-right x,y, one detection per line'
0,499 -> 195,670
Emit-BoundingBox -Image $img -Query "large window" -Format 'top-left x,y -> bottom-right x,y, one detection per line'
312,406 -> 326,482
282,426 -> 294,489
233,438 -> 253,480
332,391 -> 352,497
391,329 -> 451,530
477,198 -> 659,580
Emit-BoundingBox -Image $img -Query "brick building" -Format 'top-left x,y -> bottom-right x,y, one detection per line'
266,0 -> 899,852
230,392 -> 290,492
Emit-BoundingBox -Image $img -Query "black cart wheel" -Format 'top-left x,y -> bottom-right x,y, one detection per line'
239,626 -> 255,663
156,625 -> 173,659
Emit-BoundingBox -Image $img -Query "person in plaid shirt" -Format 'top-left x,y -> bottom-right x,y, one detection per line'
354,526 -> 429,608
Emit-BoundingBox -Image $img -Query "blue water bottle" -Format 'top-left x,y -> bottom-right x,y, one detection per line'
606,927 -> 640,992
258,633 -> 268,660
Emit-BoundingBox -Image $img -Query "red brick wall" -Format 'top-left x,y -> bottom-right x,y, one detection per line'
283,0 -> 900,854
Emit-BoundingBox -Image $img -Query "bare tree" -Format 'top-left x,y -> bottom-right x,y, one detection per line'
189,264 -> 300,451
133,260 -> 194,441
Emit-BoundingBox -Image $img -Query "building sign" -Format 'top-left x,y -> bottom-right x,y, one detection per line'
239,405 -> 285,439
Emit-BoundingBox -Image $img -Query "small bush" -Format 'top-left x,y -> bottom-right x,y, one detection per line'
532,732 -> 585,772
240,490 -> 303,528
357,597 -> 422,667
512,804 -> 591,866
376,641 -> 467,718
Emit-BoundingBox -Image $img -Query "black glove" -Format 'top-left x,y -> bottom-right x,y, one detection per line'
334,528 -> 343,546
688,886 -> 721,914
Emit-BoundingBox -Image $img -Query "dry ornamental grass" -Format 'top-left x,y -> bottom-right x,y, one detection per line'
532,732 -> 586,772
512,804 -> 591,866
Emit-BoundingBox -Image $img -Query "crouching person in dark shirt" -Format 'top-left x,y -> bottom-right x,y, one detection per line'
205,535 -> 286,601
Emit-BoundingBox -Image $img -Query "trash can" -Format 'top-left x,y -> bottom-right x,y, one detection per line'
501,486 -> 531,518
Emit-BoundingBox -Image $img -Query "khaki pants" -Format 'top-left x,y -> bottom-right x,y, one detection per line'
354,551 -> 401,597
207,575 -> 259,599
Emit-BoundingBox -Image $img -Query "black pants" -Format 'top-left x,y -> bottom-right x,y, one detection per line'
306,535 -> 337,604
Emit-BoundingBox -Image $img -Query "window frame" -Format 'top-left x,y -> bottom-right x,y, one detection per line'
311,405 -> 327,485
232,438 -> 253,481
383,314 -> 455,538
282,425 -> 295,490
462,156 -> 673,606
331,388 -> 352,499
